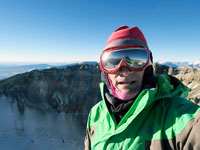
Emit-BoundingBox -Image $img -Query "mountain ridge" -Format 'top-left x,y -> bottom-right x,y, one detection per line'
157,61 -> 200,70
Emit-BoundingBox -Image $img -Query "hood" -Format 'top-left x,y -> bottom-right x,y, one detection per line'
154,74 -> 190,100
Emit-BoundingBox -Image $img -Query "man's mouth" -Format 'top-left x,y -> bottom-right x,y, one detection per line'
117,81 -> 136,85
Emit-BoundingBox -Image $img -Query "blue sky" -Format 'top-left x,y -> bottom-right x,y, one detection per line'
0,0 -> 200,64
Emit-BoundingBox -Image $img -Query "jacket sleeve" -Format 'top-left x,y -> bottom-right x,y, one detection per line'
84,110 -> 91,150
173,99 -> 200,150
84,111 -> 96,150
178,111 -> 200,149
84,127 -> 91,150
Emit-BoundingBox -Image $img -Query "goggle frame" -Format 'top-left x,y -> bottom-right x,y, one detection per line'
100,47 -> 152,74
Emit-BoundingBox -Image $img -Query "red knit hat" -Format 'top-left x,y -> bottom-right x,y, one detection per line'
103,25 -> 149,52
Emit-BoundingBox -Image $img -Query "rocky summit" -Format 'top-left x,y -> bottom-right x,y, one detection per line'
0,63 -> 199,150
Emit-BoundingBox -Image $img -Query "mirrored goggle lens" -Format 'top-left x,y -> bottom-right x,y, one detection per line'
101,49 -> 148,70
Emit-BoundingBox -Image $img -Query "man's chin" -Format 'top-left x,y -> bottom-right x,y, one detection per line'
117,86 -> 140,95
117,88 -> 133,94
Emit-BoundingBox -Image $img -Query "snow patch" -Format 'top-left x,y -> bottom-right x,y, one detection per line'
0,96 -> 84,150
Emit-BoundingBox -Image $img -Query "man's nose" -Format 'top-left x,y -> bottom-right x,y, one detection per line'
119,67 -> 132,75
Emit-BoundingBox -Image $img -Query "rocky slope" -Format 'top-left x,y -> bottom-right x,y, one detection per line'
0,63 -> 102,122
0,63 -> 101,150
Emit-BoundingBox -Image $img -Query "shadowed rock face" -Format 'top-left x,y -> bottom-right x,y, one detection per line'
0,63 -> 102,149
0,64 -> 101,127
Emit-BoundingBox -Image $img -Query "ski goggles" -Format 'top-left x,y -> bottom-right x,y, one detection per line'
100,48 -> 152,74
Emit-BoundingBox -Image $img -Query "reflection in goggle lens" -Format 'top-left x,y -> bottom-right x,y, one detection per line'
102,49 -> 148,70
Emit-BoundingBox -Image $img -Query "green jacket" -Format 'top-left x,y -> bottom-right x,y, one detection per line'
85,74 -> 200,150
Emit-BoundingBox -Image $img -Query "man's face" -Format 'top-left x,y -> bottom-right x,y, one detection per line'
108,67 -> 144,94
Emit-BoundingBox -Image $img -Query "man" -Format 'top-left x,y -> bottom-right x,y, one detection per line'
85,25 -> 200,150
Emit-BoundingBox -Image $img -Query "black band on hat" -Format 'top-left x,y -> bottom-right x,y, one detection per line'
105,39 -> 148,50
